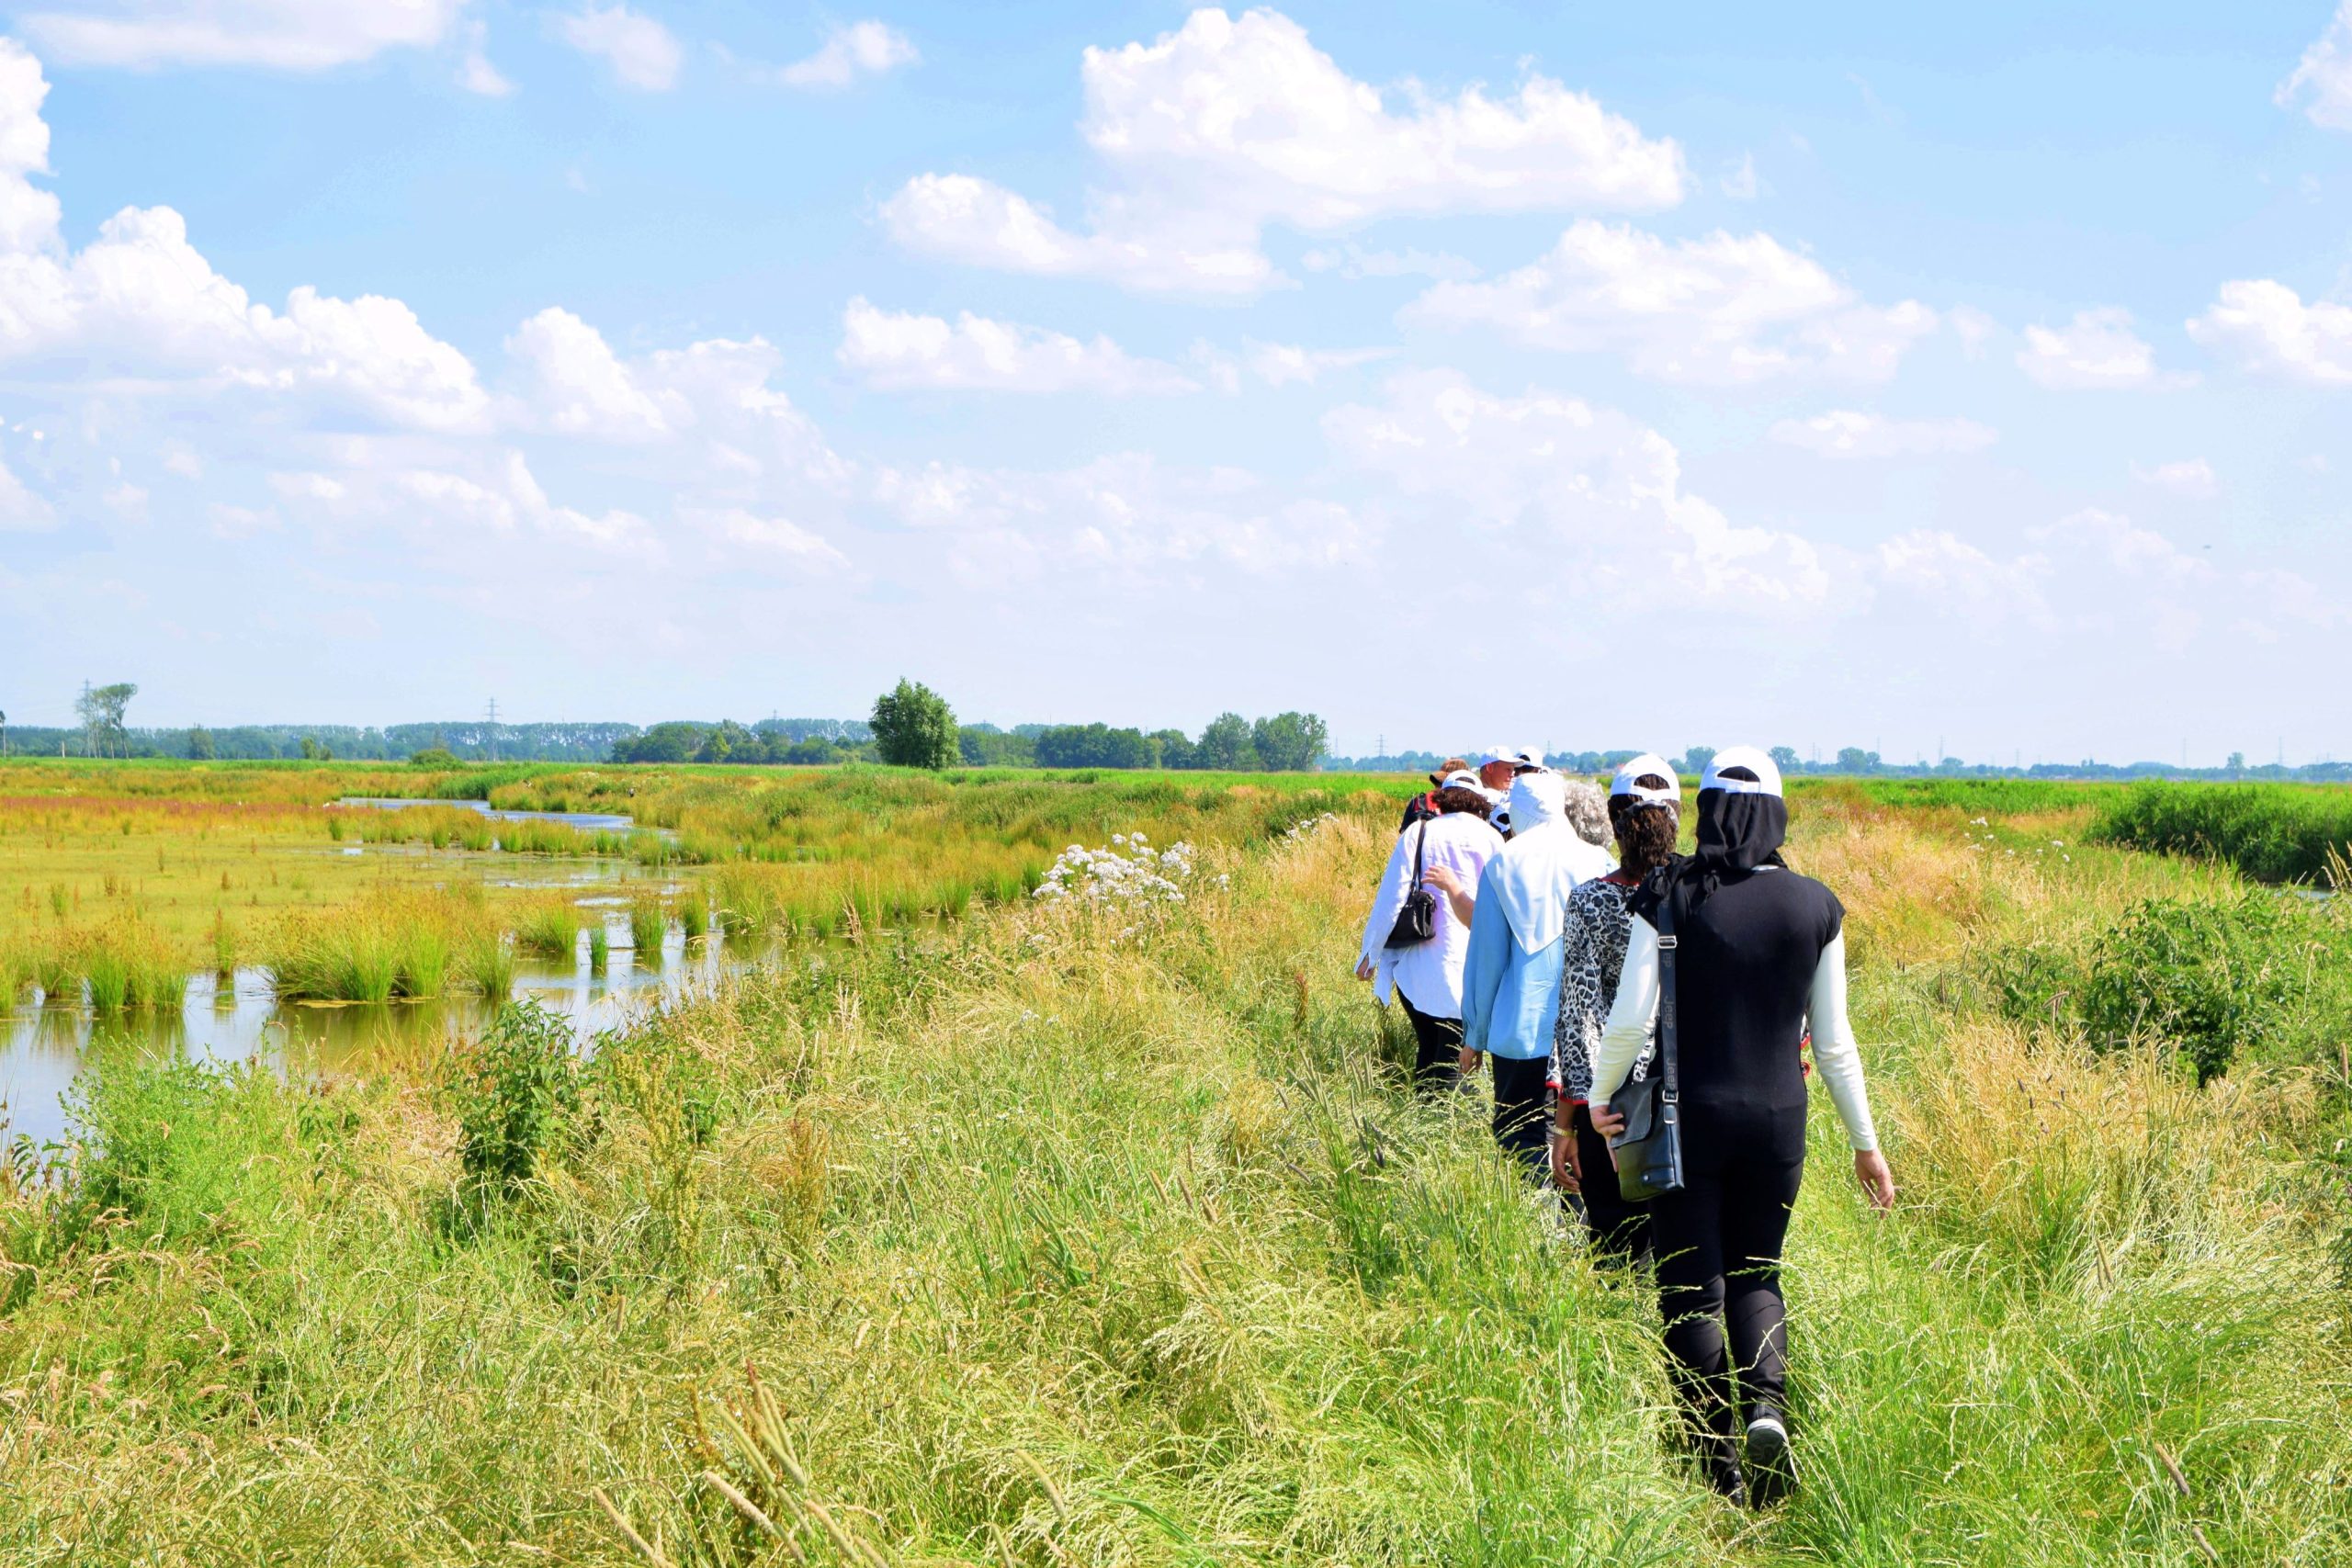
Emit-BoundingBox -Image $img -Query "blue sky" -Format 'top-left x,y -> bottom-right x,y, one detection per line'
2,1 -> 2349,763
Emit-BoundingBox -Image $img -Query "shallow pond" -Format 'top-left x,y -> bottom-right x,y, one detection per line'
1,913 -> 766,1149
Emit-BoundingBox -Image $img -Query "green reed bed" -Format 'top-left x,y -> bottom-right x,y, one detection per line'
266,890 -> 495,1003
7,919 -> 187,1011
2093,779 -> 2352,883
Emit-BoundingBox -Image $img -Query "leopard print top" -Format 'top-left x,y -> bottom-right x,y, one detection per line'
1551,874 -> 1657,1101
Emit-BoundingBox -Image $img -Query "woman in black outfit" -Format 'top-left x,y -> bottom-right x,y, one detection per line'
1589,746 -> 1896,1506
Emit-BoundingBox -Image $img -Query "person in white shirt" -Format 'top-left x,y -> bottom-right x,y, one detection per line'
1355,772 -> 1504,1092
1589,747 -> 1896,1506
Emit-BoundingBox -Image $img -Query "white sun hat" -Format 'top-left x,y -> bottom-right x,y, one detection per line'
1609,753 -> 1681,805
1701,745 -> 1784,798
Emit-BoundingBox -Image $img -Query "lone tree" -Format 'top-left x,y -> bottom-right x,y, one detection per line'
76,682 -> 137,758
869,679 -> 958,769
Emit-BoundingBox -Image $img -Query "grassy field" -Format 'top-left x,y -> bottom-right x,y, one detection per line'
1,775 -> 2346,1563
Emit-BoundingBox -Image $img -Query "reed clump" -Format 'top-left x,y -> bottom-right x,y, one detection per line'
511,901 -> 582,960
628,893 -> 666,957
266,888 -> 494,1002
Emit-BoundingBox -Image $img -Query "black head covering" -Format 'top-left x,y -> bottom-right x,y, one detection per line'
1631,787 -> 1787,924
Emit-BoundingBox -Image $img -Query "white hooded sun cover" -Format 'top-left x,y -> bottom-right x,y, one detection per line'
1486,771 -> 1614,953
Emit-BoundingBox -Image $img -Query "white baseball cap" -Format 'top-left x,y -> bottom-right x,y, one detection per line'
1437,768 -> 1482,791
1701,745 -> 1783,798
1482,746 -> 1546,772
1609,753 -> 1681,805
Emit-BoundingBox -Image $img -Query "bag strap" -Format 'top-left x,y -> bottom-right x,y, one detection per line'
1654,891 -> 1680,1105
1411,818 -> 1428,886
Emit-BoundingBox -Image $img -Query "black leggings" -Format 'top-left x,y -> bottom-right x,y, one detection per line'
1397,994 -> 1464,1094
1647,1111 -> 1804,1442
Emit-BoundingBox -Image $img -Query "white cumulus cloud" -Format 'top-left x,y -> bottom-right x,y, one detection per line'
559,2 -> 681,91
1324,369 -> 1840,606
2016,307 -> 2187,389
21,0 -> 469,70
505,307 -> 672,437
880,173 -> 1276,296
2187,279 -> 2352,386
838,298 -> 1197,394
2134,457 -> 2219,498
1407,220 -> 1935,385
882,6 -> 1680,296
1770,411 -> 1997,458
2278,2 -> 2352,130
773,20 -> 917,88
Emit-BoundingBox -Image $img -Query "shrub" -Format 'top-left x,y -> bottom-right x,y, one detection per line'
447,1000 -> 580,1212
1992,893 -> 2343,1081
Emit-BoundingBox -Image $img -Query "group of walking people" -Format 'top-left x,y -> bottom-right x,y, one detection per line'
1355,745 -> 1897,1506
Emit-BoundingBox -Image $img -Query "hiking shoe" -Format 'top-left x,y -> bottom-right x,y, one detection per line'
1745,1413 -> 1793,1507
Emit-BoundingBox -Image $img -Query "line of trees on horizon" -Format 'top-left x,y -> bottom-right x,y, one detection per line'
7,681 -> 2352,783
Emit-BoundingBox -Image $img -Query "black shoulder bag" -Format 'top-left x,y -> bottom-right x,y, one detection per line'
1609,894 -> 1685,1201
1383,821 -> 1438,949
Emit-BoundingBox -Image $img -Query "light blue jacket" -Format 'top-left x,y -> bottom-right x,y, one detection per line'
1460,871 -> 1566,1061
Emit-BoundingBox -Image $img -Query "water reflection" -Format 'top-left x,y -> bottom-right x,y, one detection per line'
337,797 -> 641,832
2,914 -> 758,1148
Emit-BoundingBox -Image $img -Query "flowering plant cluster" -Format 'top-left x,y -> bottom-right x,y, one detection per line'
1282,812 -> 1340,841
1032,831 -> 1211,908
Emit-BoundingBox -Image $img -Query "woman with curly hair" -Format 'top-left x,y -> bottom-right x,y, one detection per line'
1549,755 -> 1682,1261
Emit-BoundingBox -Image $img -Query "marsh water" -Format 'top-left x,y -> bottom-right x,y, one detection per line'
0,915 -> 780,1150
2,800 -> 749,1149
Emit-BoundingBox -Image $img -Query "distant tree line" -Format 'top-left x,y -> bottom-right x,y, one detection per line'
4,677 -> 2341,781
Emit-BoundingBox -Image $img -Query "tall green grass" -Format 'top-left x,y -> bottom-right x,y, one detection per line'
3,806 -> 2347,1562
2094,780 -> 2352,882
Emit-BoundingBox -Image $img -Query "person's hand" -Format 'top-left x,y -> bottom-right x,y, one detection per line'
1853,1148 -> 1896,1210
1457,1044 -> 1481,1077
1353,956 -> 1375,982
1550,1129 -> 1579,1192
1588,1102 -> 1624,1139
1423,863 -> 1464,897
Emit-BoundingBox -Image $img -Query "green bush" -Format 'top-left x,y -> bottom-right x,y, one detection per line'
1992,893 -> 2343,1081
447,1000 -> 580,1213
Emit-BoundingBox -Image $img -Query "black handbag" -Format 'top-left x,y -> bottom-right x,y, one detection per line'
1609,892 -> 1686,1201
1383,821 -> 1439,949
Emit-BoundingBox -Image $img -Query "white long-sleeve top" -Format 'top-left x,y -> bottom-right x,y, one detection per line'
1357,811 -> 1503,1018
1589,920 -> 1880,1152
